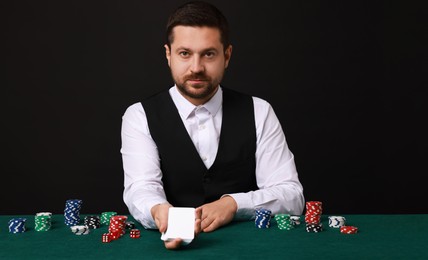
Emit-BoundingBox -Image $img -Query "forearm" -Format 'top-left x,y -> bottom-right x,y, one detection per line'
226,182 -> 304,220
123,181 -> 168,229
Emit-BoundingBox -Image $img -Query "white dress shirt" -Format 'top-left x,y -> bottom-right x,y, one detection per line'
121,86 -> 304,229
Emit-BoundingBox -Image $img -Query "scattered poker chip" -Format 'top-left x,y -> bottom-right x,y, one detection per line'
64,199 -> 83,226
340,226 -> 358,234
306,223 -> 323,233
35,212 -> 52,232
328,216 -> 346,228
84,215 -> 101,229
255,208 -> 272,228
130,229 -> 141,238
8,218 -> 27,234
70,225 -> 90,235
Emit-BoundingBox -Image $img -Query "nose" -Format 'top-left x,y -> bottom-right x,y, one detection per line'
190,56 -> 205,74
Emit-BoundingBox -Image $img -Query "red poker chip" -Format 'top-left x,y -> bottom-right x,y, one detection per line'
306,201 -> 322,208
305,215 -> 321,221
340,226 -> 358,234
108,215 -> 128,239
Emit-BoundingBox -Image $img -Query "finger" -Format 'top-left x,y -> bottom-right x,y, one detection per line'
164,238 -> 183,250
201,216 -> 214,231
194,217 -> 202,235
152,203 -> 171,233
195,207 -> 202,220
199,205 -> 209,220
202,219 -> 219,233
158,220 -> 168,233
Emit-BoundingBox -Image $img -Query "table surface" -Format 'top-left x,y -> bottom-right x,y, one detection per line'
1,214 -> 427,259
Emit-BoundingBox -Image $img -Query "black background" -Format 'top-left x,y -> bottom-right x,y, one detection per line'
3,0 -> 427,215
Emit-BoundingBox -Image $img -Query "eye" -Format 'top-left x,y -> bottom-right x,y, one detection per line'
179,51 -> 190,57
205,51 -> 216,58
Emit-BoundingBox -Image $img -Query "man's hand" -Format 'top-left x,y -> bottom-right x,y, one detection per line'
151,203 -> 172,234
197,196 -> 237,232
151,203 -> 202,250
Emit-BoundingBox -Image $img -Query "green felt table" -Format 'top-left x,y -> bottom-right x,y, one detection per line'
1,214 -> 427,259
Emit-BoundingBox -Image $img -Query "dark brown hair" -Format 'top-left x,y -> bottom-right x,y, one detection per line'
166,1 -> 230,51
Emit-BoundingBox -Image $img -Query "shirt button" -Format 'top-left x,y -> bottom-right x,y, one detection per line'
199,124 -> 206,130
201,156 -> 207,161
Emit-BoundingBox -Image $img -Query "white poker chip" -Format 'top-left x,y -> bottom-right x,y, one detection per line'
290,215 -> 301,225
36,212 -> 53,217
70,225 -> 90,235
328,216 -> 346,228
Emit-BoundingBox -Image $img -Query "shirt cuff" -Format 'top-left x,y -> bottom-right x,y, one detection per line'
222,193 -> 255,220
133,198 -> 168,229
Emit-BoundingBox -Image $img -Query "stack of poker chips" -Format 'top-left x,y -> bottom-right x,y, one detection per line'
101,211 -> 117,226
328,216 -> 346,228
84,215 -> 101,229
64,199 -> 83,226
125,221 -> 136,230
340,226 -> 358,234
129,229 -> 141,239
306,223 -> 323,233
255,208 -> 272,228
305,201 -> 323,232
70,225 -> 90,235
290,215 -> 301,225
274,214 -> 294,230
8,218 -> 27,233
108,215 -> 128,240
305,201 -> 322,224
35,212 -> 53,231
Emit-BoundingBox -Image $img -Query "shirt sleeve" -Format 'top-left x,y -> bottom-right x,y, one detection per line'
225,97 -> 305,219
121,103 -> 168,229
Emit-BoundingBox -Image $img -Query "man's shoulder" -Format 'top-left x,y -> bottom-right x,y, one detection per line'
222,87 -> 270,108
142,88 -> 171,102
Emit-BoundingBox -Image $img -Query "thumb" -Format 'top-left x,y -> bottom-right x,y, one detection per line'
158,220 -> 168,233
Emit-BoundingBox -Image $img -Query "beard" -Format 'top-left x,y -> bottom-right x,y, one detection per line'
174,72 -> 221,101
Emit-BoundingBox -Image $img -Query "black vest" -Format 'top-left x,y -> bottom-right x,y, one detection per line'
141,88 -> 258,207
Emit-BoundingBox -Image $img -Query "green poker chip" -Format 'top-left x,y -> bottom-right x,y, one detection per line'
35,213 -> 52,231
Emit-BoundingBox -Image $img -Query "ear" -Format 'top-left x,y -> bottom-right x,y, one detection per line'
224,45 -> 233,69
164,44 -> 171,67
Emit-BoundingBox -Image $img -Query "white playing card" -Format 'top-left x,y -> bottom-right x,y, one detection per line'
160,207 -> 195,245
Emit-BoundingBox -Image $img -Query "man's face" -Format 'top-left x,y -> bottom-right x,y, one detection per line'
165,26 -> 232,105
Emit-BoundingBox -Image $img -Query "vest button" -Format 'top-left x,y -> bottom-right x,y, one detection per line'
204,177 -> 211,183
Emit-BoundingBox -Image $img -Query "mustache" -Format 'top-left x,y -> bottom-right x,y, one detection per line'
184,73 -> 210,81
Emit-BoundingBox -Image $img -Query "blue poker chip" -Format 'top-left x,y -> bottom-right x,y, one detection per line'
255,208 -> 272,228
9,218 -> 27,233
64,199 -> 83,226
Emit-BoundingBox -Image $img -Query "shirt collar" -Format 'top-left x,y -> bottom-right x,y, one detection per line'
169,85 -> 222,119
